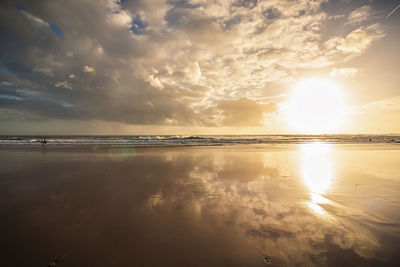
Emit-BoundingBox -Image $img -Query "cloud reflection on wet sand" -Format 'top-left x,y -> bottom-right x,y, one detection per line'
0,145 -> 399,266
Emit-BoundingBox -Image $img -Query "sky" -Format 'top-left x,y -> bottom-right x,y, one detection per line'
0,0 -> 399,135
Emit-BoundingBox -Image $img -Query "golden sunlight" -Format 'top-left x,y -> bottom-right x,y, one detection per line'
300,143 -> 335,216
300,143 -> 334,194
288,79 -> 345,133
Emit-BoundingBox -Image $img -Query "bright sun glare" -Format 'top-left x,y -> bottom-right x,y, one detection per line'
288,78 -> 345,133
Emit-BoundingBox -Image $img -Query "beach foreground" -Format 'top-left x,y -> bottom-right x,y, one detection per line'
0,144 -> 400,266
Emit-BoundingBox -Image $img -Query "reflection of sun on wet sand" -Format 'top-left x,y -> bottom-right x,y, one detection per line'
299,143 -> 334,216
0,144 -> 399,266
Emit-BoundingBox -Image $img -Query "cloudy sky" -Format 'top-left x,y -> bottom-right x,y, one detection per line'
0,0 -> 399,134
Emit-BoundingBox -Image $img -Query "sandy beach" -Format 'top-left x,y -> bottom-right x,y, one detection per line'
2,0 -> 400,265
0,144 -> 400,266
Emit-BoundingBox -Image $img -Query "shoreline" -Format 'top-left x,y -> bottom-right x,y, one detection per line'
1,142 -> 400,153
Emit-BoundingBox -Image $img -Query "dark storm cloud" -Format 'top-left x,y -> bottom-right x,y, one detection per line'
0,0 -> 197,125
0,0 -> 387,127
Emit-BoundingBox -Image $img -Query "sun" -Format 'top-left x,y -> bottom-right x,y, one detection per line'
288,78 -> 345,133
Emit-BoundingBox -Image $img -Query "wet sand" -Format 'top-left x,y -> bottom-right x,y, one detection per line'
0,144 -> 400,266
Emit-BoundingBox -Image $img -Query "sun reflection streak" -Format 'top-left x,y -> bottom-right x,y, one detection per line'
300,143 -> 335,216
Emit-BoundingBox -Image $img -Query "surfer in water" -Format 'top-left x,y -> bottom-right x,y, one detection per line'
40,139 -> 48,145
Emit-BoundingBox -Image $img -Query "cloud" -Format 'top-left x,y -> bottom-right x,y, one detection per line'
54,81 -> 72,90
329,67 -> 358,78
107,9 -> 132,27
217,98 -> 278,126
19,9 -> 48,26
82,65 -> 95,73
347,6 -> 372,25
33,65 -> 53,76
361,96 -> 400,112
186,61 -> 201,82
0,0 -> 387,128
147,74 -> 164,89
337,29 -> 374,53
325,24 -> 383,55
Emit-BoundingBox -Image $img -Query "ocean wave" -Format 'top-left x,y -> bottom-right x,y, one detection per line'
0,135 -> 400,146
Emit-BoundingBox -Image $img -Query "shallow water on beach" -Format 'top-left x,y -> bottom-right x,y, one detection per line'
0,144 -> 400,266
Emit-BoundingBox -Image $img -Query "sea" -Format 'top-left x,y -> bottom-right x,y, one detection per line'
0,134 -> 399,146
